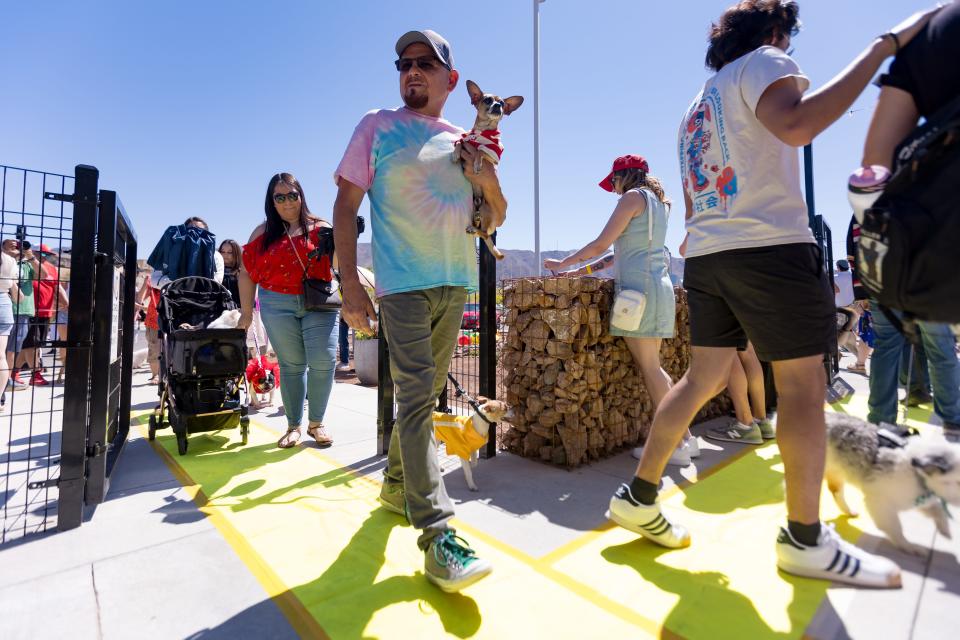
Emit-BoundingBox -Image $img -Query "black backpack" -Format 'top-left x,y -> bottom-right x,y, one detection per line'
858,93 -> 960,324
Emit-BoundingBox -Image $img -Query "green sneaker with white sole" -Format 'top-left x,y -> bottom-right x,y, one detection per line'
425,530 -> 493,592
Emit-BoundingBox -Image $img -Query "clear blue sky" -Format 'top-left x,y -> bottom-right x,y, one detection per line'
0,0 -> 931,262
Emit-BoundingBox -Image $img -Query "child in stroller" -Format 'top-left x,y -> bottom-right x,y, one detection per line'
148,276 -> 249,455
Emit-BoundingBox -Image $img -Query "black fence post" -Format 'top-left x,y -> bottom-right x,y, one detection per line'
56,165 -> 98,532
84,189 -> 118,504
804,144 -> 816,228
804,143 -> 839,385
117,227 -> 137,453
478,232 -> 497,459
376,312 -> 394,456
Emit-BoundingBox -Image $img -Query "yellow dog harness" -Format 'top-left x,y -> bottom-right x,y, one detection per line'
433,412 -> 489,459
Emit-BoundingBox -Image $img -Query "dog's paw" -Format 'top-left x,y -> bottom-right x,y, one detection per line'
468,484 -> 479,492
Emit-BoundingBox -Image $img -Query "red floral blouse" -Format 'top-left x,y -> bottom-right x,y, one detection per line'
242,226 -> 334,295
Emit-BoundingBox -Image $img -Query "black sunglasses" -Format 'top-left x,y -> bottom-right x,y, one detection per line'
394,56 -> 446,73
273,192 -> 300,204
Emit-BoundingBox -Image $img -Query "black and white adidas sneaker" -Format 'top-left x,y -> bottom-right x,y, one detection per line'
606,483 -> 691,549
775,524 -> 901,588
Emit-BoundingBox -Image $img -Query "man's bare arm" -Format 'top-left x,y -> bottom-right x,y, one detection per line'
756,8 -> 937,147
333,180 -> 377,331
862,86 -> 920,168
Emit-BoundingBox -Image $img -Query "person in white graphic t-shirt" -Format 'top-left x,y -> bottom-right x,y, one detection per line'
607,0 -> 940,589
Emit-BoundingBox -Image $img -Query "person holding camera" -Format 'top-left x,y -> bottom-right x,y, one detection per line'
237,173 -> 339,449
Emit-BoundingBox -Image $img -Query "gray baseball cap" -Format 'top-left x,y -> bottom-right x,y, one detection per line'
395,29 -> 454,69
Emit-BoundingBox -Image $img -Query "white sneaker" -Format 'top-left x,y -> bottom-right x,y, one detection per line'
776,524 -> 902,588
705,420 -> 763,445
632,437 -> 699,467
607,484 -> 691,549
756,418 -> 776,440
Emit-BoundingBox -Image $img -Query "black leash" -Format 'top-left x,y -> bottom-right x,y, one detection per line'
446,372 -> 496,426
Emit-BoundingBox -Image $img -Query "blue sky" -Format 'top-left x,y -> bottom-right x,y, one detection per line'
0,0 -> 931,262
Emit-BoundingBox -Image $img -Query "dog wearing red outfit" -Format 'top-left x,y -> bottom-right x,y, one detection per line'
246,351 -> 280,409
453,80 -> 523,261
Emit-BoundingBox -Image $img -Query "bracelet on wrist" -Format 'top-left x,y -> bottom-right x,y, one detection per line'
880,32 -> 900,55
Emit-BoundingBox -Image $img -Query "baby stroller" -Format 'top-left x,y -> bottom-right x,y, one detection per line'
149,277 -> 250,455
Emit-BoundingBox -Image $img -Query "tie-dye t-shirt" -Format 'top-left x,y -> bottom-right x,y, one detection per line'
677,46 -> 815,258
335,107 -> 477,298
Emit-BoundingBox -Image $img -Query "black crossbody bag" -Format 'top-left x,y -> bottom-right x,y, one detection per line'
286,226 -> 341,311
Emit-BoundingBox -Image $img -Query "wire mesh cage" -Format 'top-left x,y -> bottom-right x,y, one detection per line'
1,165 -> 74,543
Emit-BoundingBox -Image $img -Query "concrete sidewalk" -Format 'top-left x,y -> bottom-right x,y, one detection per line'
0,351 -> 958,639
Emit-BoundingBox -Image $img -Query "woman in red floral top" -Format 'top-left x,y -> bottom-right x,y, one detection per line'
238,173 -> 339,448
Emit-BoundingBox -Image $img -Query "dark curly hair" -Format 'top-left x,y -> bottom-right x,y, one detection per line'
706,0 -> 801,71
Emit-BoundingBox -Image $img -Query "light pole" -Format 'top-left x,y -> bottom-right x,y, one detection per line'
534,0 -> 545,275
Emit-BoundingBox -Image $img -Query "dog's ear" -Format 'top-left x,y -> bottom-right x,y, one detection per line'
503,95 -> 524,115
476,395 -> 489,404
466,80 -> 484,105
912,453 -> 954,476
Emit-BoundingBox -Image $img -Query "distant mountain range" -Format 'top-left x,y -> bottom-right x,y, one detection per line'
355,243 -> 678,280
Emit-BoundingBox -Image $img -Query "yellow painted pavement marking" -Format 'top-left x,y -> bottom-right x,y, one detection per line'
141,418 -> 655,638
548,443 -> 879,640
131,395 -> 911,639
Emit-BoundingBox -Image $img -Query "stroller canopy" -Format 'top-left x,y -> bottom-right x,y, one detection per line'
158,277 -> 235,334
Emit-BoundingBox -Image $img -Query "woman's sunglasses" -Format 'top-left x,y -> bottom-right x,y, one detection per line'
273,192 -> 300,204
394,56 -> 445,73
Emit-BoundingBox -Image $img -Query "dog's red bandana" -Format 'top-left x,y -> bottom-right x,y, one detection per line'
460,129 -> 503,164
246,356 -> 280,393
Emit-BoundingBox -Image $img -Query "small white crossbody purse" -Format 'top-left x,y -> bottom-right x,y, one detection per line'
610,289 -> 648,331
610,190 -> 661,332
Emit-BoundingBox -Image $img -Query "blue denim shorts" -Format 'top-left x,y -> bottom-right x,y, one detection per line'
0,294 -> 13,338
5,313 -> 30,352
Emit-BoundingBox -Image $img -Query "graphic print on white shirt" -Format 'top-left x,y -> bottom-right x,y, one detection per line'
682,87 -> 738,215
677,46 -> 816,259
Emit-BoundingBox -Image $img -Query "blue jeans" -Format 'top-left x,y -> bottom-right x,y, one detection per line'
900,340 -> 929,395
868,305 -> 960,425
257,288 -> 339,428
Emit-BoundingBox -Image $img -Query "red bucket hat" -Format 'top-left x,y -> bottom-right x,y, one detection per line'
599,154 -> 650,192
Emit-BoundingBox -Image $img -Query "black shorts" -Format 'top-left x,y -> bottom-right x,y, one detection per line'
683,243 -> 836,362
22,316 -> 51,349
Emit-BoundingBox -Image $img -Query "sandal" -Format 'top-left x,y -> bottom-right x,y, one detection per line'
846,364 -> 867,374
307,422 -> 334,448
278,427 -> 302,448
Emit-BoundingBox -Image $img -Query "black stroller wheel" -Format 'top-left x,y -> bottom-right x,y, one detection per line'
176,432 -> 188,455
148,413 -> 157,441
240,416 -> 250,446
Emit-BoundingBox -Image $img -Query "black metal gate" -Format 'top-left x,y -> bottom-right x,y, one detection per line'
52,165 -> 138,528
0,163 -> 137,544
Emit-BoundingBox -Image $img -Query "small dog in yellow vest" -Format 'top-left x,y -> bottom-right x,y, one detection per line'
434,397 -> 511,491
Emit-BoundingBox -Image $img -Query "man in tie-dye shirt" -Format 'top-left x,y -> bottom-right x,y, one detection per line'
333,29 -> 506,593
